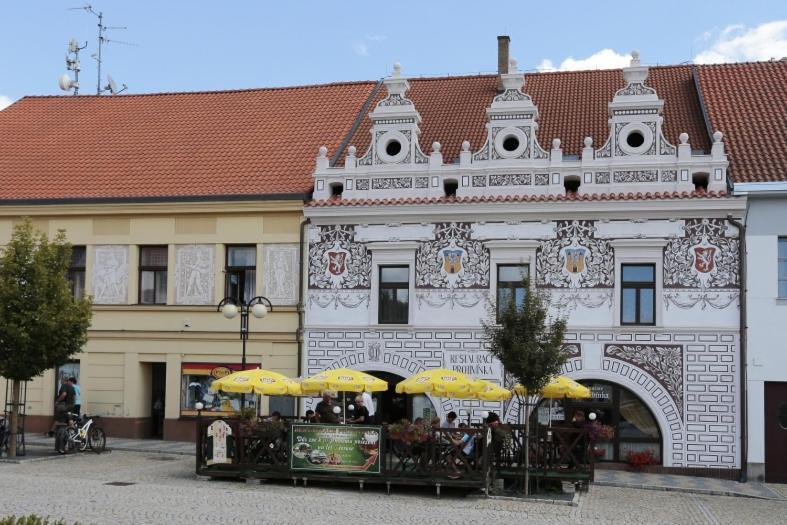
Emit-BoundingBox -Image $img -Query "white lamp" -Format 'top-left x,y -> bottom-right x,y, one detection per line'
221,303 -> 238,319
251,303 -> 268,319
332,406 -> 341,414
481,411 -> 489,419
347,404 -> 355,411
195,402 -> 204,411
589,412 -> 597,421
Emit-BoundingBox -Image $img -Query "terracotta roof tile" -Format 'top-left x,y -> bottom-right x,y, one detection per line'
307,190 -> 730,208
0,82 -> 377,202
696,61 -> 787,183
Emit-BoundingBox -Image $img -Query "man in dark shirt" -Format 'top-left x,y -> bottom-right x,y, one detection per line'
349,395 -> 369,424
315,392 -> 340,423
49,377 -> 76,435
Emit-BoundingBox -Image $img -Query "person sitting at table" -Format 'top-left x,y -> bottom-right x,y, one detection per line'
442,411 -> 458,428
315,392 -> 340,423
267,411 -> 281,422
446,423 -> 475,479
349,395 -> 369,424
304,409 -> 315,422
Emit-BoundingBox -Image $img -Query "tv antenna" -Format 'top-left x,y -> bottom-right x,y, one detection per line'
69,4 -> 134,95
58,38 -> 87,95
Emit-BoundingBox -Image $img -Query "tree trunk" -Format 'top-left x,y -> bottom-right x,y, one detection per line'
8,380 -> 20,458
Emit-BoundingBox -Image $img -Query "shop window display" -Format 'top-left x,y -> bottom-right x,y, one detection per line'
180,363 -> 256,417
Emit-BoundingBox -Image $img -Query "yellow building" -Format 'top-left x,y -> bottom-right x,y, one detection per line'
0,82 -> 378,439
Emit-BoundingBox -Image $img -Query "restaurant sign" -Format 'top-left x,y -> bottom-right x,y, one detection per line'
289,424 -> 382,475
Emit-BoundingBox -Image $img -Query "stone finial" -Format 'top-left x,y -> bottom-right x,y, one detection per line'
509,57 -> 518,73
631,50 -> 640,66
583,136 -> 593,148
347,145 -> 357,157
552,138 -> 561,150
461,140 -> 470,152
432,141 -> 441,153
318,146 -> 328,157
679,133 -> 689,145
392,62 -> 402,77
713,130 -> 723,143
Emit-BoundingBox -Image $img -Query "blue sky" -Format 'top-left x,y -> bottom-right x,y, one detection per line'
1,1 -> 786,108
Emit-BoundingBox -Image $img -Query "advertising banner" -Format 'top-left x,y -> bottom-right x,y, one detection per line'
289,424 -> 382,474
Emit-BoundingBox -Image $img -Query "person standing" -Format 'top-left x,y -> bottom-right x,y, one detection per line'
49,377 -> 75,436
361,391 -> 375,423
314,392 -> 340,423
350,396 -> 369,424
69,377 -> 81,416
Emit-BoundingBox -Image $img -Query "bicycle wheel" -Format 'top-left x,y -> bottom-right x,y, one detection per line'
64,427 -> 78,454
55,427 -> 68,454
88,427 -> 106,453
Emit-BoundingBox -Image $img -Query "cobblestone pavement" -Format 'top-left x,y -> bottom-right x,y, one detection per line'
1,451 -> 786,525
595,469 -> 784,499
24,434 -> 194,455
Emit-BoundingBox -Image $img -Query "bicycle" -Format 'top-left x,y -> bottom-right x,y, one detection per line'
55,412 -> 106,454
0,414 -> 25,457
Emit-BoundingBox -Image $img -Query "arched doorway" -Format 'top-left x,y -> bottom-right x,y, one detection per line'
533,380 -> 663,463
365,371 -> 437,425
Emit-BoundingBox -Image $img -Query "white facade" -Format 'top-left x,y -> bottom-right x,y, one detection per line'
303,54 -> 746,470
737,188 -> 787,480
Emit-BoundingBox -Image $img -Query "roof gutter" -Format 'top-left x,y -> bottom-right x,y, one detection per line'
733,181 -> 787,195
726,215 -> 747,482
0,192 -> 309,206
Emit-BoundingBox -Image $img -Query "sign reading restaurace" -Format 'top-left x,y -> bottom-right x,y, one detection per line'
445,351 -> 502,380
289,424 -> 381,475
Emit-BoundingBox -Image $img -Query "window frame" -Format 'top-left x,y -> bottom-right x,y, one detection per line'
67,246 -> 87,299
378,265 -> 410,325
620,263 -> 656,326
138,245 -> 169,305
779,237 -> 787,299
225,245 -> 257,303
496,263 -> 529,321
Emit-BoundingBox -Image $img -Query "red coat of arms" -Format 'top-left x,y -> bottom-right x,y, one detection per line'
327,251 -> 347,276
693,247 -> 716,273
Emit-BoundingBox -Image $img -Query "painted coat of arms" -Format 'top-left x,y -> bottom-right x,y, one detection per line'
416,223 -> 489,289
537,221 -> 613,289
308,225 -> 371,290
438,241 -> 468,287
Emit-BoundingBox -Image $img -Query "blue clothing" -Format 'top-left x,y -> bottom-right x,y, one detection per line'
72,384 -> 81,405
461,433 -> 474,456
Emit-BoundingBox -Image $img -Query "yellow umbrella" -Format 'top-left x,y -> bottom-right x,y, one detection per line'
395,368 -> 487,397
300,368 -> 388,393
513,376 -> 591,399
475,382 -> 513,402
210,368 -> 300,396
286,378 -> 323,397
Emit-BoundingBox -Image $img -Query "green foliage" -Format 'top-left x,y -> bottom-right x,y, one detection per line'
0,515 -> 78,525
483,279 -> 568,394
0,219 -> 92,381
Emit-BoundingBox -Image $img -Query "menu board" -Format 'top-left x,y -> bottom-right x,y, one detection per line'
289,424 -> 381,475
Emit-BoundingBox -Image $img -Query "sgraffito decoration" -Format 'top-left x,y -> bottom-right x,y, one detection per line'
537,220 -> 614,289
663,219 -> 739,310
309,225 -> 371,290
416,223 -> 489,289
92,245 -> 129,304
605,344 -> 684,418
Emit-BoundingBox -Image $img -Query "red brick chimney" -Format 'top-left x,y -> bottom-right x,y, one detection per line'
497,35 -> 510,92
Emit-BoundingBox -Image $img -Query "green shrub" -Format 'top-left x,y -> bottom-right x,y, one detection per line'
0,515 -> 78,525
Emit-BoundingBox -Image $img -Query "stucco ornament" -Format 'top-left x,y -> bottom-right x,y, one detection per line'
263,244 -> 298,305
92,245 -> 129,304
175,245 -> 214,305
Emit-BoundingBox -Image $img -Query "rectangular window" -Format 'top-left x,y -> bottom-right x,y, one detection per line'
68,246 -> 86,299
225,245 -> 256,303
621,264 -> 655,325
779,238 -> 787,298
180,363 -> 256,417
139,246 -> 168,304
497,264 -> 529,320
378,265 -> 409,324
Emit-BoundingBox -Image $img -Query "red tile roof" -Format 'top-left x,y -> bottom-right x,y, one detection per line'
306,190 -> 730,208
0,60 -> 783,203
0,82 -> 377,202
696,61 -> 787,183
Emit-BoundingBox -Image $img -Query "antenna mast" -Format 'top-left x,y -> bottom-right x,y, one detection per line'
79,4 -> 130,95
64,39 -> 87,95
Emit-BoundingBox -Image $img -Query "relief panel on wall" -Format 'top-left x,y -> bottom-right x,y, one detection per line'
175,244 -> 215,305
308,225 -> 371,309
92,245 -> 129,304
262,244 -> 298,305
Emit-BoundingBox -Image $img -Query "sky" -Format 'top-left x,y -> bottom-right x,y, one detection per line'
1,1 -> 786,109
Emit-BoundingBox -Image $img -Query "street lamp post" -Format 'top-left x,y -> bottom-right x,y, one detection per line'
217,295 -> 273,411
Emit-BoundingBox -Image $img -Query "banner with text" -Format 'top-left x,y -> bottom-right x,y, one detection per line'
289,424 -> 382,474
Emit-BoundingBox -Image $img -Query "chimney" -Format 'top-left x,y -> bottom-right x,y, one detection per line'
497,35 -> 510,91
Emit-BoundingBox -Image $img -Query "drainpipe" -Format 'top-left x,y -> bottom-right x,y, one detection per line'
727,214 -> 747,482
296,217 -> 311,416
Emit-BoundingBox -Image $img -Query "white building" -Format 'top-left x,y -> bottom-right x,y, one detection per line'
302,46 -> 749,475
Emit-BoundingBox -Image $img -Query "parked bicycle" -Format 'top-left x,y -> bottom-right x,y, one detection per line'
55,412 -> 106,454
0,414 -> 25,457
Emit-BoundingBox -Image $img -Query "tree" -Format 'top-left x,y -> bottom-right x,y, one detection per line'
0,219 -> 92,457
483,278 -> 568,494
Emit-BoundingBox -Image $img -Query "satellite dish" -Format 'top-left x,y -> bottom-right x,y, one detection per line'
107,75 -> 118,94
58,74 -> 77,92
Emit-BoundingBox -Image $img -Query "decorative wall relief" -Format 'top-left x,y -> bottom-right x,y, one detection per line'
604,344 -> 683,417
92,245 -> 129,304
663,219 -> 740,310
416,223 -> 489,289
175,244 -> 215,305
262,244 -> 298,305
308,225 -> 371,290
308,291 -> 370,309
537,220 -> 614,289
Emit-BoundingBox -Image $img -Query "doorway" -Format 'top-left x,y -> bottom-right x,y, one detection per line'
365,371 -> 437,425
150,363 -> 166,439
765,382 -> 787,482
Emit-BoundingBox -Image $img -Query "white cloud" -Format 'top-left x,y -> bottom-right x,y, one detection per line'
536,48 -> 631,72
0,95 -> 12,110
352,34 -> 387,57
694,20 -> 787,64
352,42 -> 369,57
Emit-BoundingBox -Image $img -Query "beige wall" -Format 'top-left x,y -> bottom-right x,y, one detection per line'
0,200 -> 303,424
